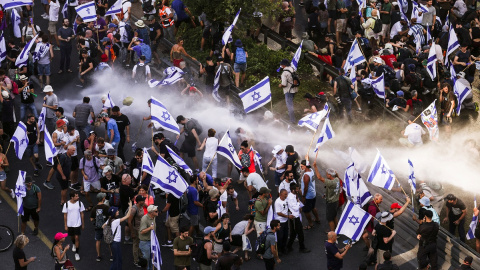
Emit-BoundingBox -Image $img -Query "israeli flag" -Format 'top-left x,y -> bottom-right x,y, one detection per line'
445,26 -> 459,65
14,171 -> 26,216
335,201 -> 372,241
426,42 -> 437,81
105,0 -> 122,16
356,0 -> 365,16
38,106 -> 46,132
151,230 -> 163,269
0,32 -> 7,62
397,1 -> 409,24
103,92 -> 115,109
344,163 -> 372,207
426,26 -> 432,43
62,2 -> 68,19
367,150 -> 396,190
412,1 -> 424,23
420,100 -> 439,141
453,79 -> 472,116
349,65 -> 356,84
250,146 -> 263,172
142,147 -> 154,176
44,126 -> 58,164
212,64 -> 222,102
408,159 -> 416,193
414,1 -> 429,12
222,9 -> 241,46
15,34 -> 38,68
444,11 -> 450,29
397,0 -> 408,13
217,131 -> 242,170
150,96 -> 180,135
152,155 -> 188,198
449,62 -> 456,79
166,145 -> 193,176
11,9 -> 21,38
33,42 -> 50,63
0,0 -> 33,10
298,110 -> 327,131
314,111 -> 335,151
75,1 -> 97,23
10,122 -> 29,160
343,38 -> 366,75
466,196 -> 477,240
371,73 -> 385,99
291,40 -> 303,71
239,77 -> 271,113
148,67 -> 184,87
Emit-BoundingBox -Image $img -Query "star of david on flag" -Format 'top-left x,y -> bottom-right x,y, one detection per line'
216,131 -> 242,169
10,121 -> 29,160
297,110 -> 327,131
0,0 -> 33,10
75,1 -> 97,22
150,96 -> 180,135
15,171 -> 26,216
239,76 -> 271,113
367,150 -> 396,190
344,162 -> 372,207
151,155 -> 188,198
336,201 -> 372,241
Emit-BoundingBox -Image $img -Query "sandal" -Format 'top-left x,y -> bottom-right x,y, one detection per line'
303,225 -> 314,230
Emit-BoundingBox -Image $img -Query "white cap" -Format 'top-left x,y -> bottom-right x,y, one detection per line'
43,85 -> 53,92
101,94 -> 107,101
271,145 -> 283,154
103,166 -> 113,174
374,57 -> 383,64
1,91 -> 8,98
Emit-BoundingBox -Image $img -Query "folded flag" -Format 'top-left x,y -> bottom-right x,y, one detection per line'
14,170 -> 26,216
44,125 -> 58,164
0,32 -> 6,62
151,229 -> 163,269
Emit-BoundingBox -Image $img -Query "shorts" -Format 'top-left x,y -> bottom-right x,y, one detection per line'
57,176 -> 69,190
254,220 -> 266,237
48,21 -> 57,35
381,24 -> 390,37
71,156 -> 79,171
189,213 -> 199,226
202,27 -> 211,39
37,63 -> 51,76
234,63 -> 247,73
336,19 -> 346,32
175,18 -> 189,28
166,215 -> 180,233
21,207 -> 39,223
94,229 -> 103,241
328,10 -> 337,20
84,180 -> 101,192
303,197 -> 316,213
231,234 -> 242,247
67,226 -> 81,237
26,144 -> 39,157
180,139 -> 196,158
0,170 -> 6,181
326,202 -> 339,221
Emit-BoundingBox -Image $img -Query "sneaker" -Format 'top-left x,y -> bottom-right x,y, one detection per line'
43,15 -> 49,20
96,256 -> 101,262
41,13 -> 47,18
34,170 -> 39,177
72,245 -> 76,252
70,183 -> 81,191
33,228 -> 38,236
110,256 -> 113,262
300,248 -> 311,253
161,240 -> 173,247
299,2 -> 304,6
133,262 -> 141,268
10,190 -> 15,199
36,163 -> 43,170
75,253 -> 80,261
43,181 -> 54,189
53,46 -> 60,51
46,162 -> 53,167
422,89 -> 430,95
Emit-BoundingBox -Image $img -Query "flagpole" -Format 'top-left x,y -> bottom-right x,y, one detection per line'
4,141 -> 11,155
205,152 -> 218,173
307,127 -> 320,154
394,177 -> 408,197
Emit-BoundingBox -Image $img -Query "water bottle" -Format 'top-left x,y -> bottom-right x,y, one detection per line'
15,69 -> 19,80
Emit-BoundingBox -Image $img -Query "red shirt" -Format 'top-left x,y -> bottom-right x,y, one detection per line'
366,201 -> 380,233
238,149 -> 255,173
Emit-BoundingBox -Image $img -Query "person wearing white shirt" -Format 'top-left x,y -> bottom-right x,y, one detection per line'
48,0 -> 60,49
241,168 -> 267,199
62,191 -> 85,261
220,185 -> 239,214
267,145 -> 288,187
122,0 -> 132,21
278,170 -> 296,194
198,128 -> 219,178
400,116 -> 426,147
286,183 -> 310,253
452,0 -> 467,18
103,204 -> 132,269
275,189 -> 291,254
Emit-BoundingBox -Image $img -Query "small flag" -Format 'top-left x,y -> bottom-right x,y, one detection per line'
445,26 -> 460,65
426,42 -> 437,80
408,159 -> 416,193
212,66 -> 222,102
453,78 -> 472,116
10,122 -> 29,160
222,9 -> 241,46
148,67 -> 184,87
103,92 -> 115,109
344,163 -> 372,207
14,171 -> 26,216
314,111 -> 335,151
62,2 -> 68,19
38,106 -> 46,132
151,229 -> 163,269
291,40 -> 303,71
75,1 -> 97,22
166,145 -> 193,176
426,26 -> 432,43
371,74 -> 385,99
420,100 -> 439,141
142,147 -> 154,176
0,32 -> 7,62
44,126 -> 58,164
0,0 -> 33,10
33,42 -> 51,63
150,96 -> 180,135
367,150 -> 396,190
151,155 -> 188,198
449,62 -> 456,80
297,110 -> 327,131
335,201 -> 372,241
343,38 -> 366,74
467,196 -> 477,240
239,77 -> 271,113
105,0 -> 122,16
15,34 -> 38,68
250,146 -> 263,172
216,131 -> 242,170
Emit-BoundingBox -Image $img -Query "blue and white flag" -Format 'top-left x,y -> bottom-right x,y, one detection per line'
166,145 -> 192,176
291,40 -> 303,71
413,1 -> 429,13
445,26 -> 460,65
467,196 -> 477,240
0,0 -> 33,10
397,1 -> 409,24
343,38 -> 366,74
75,1 -> 96,22
250,146 -> 263,172
426,42 -> 437,80
344,162 -> 372,207
426,26 -> 432,43
38,106 -> 46,132
10,122 -> 29,160
239,76 -> 271,113
150,96 -> 180,135
102,92 -> 115,109
33,42 -> 50,63
420,100 -> 439,141
314,111 -> 335,151
217,131 -> 242,170
152,155 -> 188,198
151,229 -> 163,269
336,201 -> 372,241
444,11 -> 450,29
148,67 -> 184,87
453,79 -> 472,116
367,150 -> 396,190
356,0 -> 366,16
14,171 -> 26,216
11,9 -> 21,38
142,147 -> 154,176
222,9 -> 241,45
44,126 -> 58,164
408,159 -> 416,193
371,73 -> 385,99
349,65 -> 356,84
266,205 -> 275,229
62,2 -> 68,19
297,110 -> 327,131
15,34 -> 38,68
397,0 -> 408,14
0,32 -> 7,63
449,62 -> 456,79
105,0 -> 122,16
212,65 -> 222,102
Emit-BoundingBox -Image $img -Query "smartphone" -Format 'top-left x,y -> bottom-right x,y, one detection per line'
347,239 -> 352,245
29,18 -> 33,24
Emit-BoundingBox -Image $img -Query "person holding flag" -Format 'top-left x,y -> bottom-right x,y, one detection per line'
399,115 -> 426,147
325,231 -> 352,270
312,163 -> 340,233
20,176 -> 41,236
139,205 -> 159,270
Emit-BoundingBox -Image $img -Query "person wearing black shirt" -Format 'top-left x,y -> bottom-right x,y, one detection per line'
99,166 -> 121,201
325,231 -> 351,270
161,193 -> 181,247
152,133 -> 174,163
79,49 -> 94,86
284,145 -> 299,181
200,56 -> 216,94
386,90 -> 407,110
417,210 -> 439,270
216,241 -> 242,270
13,235 -> 35,270
146,15 -> 162,65
443,194 -> 467,242
6,40 -> 20,70
111,106 -> 130,162
25,115 -> 42,176
377,251 -> 399,270
373,212 -> 396,266
19,76 -> 37,122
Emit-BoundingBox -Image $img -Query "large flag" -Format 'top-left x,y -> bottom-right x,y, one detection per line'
467,196 -> 477,240
212,66 -> 222,102
0,32 -> 7,63
148,67 -> 184,87
343,38 -> 366,74
10,122 -> 29,160
217,131 -> 242,169
151,229 -> 163,269
15,34 -> 38,68
420,100 -> 439,141
11,9 -> 21,38
250,146 -> 263,172
445,26 -> 460,65
75,1 -> 97,22
33,42 -> 50,63
222,9 -> 241,45
0,0 -> 33,9
426,42 -> 437,80
142,148 -> 154,176
297,110 -> 327,131
239,76 -> 271,113
344,163 -> 372,207
151,155 -> 188,198
397,0 -> 409,23
150,96 -> 180,135
14,171 -> 26,216
367,150 -> 396,190
105,0 -> 121,16
408,159 -> 416,193
335,201 -> 372,241
166,145 -> 193,176
44,126 -> 58,163
291,40 -> 303,71
453,79 -> 472,116
314,111 -> 335,151
102,92 -> 115,109
371,73 -> 385,99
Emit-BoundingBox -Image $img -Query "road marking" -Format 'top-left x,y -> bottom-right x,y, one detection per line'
0,191 -> 53,249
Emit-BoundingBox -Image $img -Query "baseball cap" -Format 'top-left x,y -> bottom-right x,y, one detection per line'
100,112 -> 109,118
390,203 -> 402,209
271,145 -> 283,154
54,232 -> 68,241
374,57 -> 383,64
380,212 -> 393,223
147,205 -> 158,213
108,23 -> 117,28
55,107 -> 64,114
108,206 -> 119,217
445,194 -> 456,201
135,195 -> 145,202
204,226 -> 216,234
457,71 -> 466,78
56,119 -> 66,128
464,256 -> 473,264
259,187 -> 271,194
97,192 -> 106,200
419,197 -> 430,206
103,166 -> 113,174
396,90 -> 404,97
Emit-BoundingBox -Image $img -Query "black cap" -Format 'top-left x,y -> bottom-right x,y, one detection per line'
445,194 -> 456,201
465,256 -> 473,264
135,195 -> 145,202
176,115 -> 186,124
280,59 -> 290,66
55,107 -> 64,114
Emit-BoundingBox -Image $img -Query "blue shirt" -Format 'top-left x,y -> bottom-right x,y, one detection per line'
186,186 -> 199,215
107,119 -> 120,143
198,173 -> 213,188
171,0 -> 189,21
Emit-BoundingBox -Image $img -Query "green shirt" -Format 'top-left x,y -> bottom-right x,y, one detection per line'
23,184 -> 40,209
139,214 -> 156,241
381,2 -> 392,24
254,198 -> 268,222
325,177 -> 340,203
327,0 -> 337,10
173,236 -> 193,266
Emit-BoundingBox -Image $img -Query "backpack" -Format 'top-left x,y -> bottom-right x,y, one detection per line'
188,118 -> 203,136
134,64 -> 147,83
255,231 -> 273,255
82,156 -> 99,173
139,43 -> 152,63
124,23 -> 134,42
194,239 -> 211,263
94,208 -> 106,229
142,0 -> 154,13
411,99 -> 423,116
113,43 -> 127,65
240,150 -> 252,169
219,63 -> 233,86
180,192 -> 188,213
235,47 -> 247,64
284,69 -> 301,88
103,222 -> 118,244
373,18 -> 382,34
423,206 -> 440,224
382,65 -> 396,82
